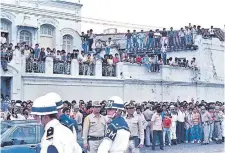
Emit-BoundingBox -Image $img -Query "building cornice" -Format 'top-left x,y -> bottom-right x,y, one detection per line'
0,3 -> 81,22
22,75 -> 224,88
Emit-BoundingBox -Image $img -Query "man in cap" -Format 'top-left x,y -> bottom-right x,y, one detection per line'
45,92 -> 79,141
83,101 -> 107,153
97,96 -> 130,153
125,102 -> 144,153
200,106 -> 211,144
143,103 -> 154,147
214,106 -> 223,144
31,95 -> 82,153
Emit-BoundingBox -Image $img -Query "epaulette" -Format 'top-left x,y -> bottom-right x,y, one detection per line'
59,114 -> 74,131
111,116 -> 129,131
46,127 -> 54,140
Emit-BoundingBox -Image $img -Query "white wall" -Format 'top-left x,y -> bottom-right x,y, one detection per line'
22,77 -> 224,102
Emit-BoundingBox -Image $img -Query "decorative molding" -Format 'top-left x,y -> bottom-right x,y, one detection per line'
0,3 -> 80,22
38,17 -> 59,27
60,28 -> 79,37
60,28 -> 80,46
1,65 -> 19,77
0,11 -> 16,22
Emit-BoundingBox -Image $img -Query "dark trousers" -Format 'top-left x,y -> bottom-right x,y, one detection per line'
177,121 -> 185,143
88,39 -> 93,51
152,130 -> 163,150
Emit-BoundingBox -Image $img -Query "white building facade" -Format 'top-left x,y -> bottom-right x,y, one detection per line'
0,0 -> 82,51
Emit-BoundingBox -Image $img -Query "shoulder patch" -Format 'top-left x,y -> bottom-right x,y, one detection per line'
105,124 -> 117,141
46,127 -> 54,140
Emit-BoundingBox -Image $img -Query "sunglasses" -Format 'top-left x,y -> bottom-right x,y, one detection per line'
127,107 -> 135,109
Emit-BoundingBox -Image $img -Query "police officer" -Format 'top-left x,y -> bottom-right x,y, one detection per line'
125,102 -> 144,153
200,106 -> 211,144
143,103 -> 154,147
45,92 -> 79,141
98,96 -> 130,153
31,95 -> 81,153
214,106 -> 223,144
83,101 -> 107,153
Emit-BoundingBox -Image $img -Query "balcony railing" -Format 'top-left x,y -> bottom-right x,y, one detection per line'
53,61 -> 71,75
26,59 -> 45,73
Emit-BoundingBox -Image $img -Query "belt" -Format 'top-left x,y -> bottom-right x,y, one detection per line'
129,136 -> 138,140
202,121 -> 209,125
88,136 -> 104,141
215,121 -> 221,123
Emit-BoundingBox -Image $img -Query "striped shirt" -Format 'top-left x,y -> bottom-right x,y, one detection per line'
192,112 -> 200,125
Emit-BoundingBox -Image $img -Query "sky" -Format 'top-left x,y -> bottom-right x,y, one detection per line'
80,0 -> 225,33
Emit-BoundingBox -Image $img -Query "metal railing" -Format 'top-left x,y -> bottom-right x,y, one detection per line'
102,64 -> 116,77
53,61 -> 71,75
79,62 -> 95,76
26,59 -> 45,73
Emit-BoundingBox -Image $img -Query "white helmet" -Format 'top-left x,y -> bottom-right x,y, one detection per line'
45,92 -> 63,110
31,96 -> 57,116
106,96 -> 125,111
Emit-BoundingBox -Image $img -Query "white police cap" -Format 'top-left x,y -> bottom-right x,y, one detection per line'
31,96 -> 57,115
106,96 -> 124,111
45,92 -> 63,110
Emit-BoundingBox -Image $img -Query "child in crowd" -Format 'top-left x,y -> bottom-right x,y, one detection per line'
163,112 -> 172,146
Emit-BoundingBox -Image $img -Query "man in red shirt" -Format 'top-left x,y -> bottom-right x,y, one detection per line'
135,55 -> 142,64
163,113 -> 172,146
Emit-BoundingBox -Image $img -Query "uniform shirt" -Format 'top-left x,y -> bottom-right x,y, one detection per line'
143,109 -> 154,121
125,114 -> 144,145
40,119 -> 82,153
97,116 -> 130,153
201,111 -> 211,122
151,113 -> 163,131
82,113 -> 107,144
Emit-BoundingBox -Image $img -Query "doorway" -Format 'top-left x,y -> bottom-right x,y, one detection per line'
1,77 -> 12,100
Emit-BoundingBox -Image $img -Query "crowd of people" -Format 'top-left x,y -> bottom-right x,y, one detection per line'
123,25 -> 216,52
0,25 -> 219,76
1,93 -> 224,151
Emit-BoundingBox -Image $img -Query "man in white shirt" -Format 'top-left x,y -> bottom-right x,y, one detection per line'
177,105 -> 185,144
179,28 -> 186,48
192,25 -> 197,43
208,26 -> 215,38
154,29 -> 161,49
1,33 -> 7,44
138,30 -> 146,50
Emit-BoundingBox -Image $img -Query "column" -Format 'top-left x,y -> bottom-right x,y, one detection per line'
122,63 -> 130,79
116,62 -> 123,79
71,59 -> 79,76
45,57 -> 53,75
95,60 -> 102,78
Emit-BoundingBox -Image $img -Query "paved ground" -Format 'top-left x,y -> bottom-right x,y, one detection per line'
140,143 -> 224,153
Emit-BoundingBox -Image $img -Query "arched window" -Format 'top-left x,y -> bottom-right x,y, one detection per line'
19,30 -> 32,45
40,24 -> 54,37
1,19 -> 11,32
63,35 -> 73,52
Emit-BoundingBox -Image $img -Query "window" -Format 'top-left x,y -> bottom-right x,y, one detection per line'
40,24 -> 54,37
1,19 -> 11,32
20,30 -> 32,45
5,126 -> 37,145
63,35 -> 73,52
